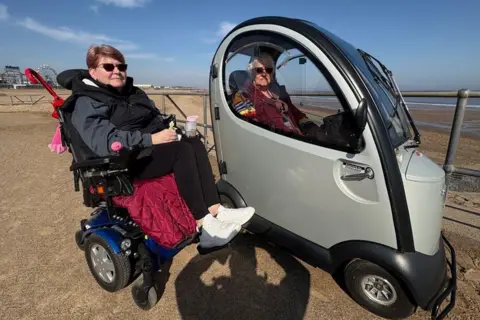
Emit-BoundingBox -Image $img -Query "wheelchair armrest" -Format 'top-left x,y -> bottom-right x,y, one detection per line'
70,156 -> 116,171
70,146 -> 146,172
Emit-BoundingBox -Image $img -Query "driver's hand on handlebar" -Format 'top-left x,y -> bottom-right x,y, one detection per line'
151,128 -> 177,144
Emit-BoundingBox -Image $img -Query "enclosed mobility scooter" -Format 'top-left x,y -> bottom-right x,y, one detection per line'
209,17 -> 456,319
27,16 -> 456,320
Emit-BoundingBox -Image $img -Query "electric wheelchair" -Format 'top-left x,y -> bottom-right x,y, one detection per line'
25,68 -> 209,310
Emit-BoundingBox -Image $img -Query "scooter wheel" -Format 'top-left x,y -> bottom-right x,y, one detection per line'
131,283 -> 158,310
344,259 -> 416,319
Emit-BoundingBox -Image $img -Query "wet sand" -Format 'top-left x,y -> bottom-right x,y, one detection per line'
299,103 -> 480,171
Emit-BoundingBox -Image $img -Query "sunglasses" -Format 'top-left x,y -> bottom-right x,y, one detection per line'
255,67 -> 273,74
98,63 -> 128,72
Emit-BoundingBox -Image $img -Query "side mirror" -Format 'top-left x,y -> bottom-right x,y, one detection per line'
355,98 -> 367,133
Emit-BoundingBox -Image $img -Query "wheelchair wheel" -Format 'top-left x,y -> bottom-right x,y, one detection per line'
84,234 -> 131,292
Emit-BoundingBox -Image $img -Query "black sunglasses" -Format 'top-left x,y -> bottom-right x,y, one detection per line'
98,63 -> 128,72
255,67 -> 273,74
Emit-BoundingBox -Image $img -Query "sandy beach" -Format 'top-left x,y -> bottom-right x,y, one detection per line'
0,87 -> 480,319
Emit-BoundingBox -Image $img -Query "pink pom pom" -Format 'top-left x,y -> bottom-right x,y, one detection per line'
111,141 -> 122,152
48,124 -> 67,154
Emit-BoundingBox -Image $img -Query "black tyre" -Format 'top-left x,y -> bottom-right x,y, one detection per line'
219,193 -> 236,208
75,230 -> 85,250
131,282 -> 159,310
344,259 -> 416,319
84,233 -> 131,292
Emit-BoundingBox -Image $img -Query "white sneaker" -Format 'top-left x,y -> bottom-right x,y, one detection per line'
215,205 -> 255,226
198,214 -> 241,248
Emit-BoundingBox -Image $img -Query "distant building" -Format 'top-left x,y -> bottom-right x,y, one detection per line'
135,84 -> 153,89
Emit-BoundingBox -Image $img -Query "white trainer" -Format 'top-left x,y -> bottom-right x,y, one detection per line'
198,214 -> 242,248
215,205 -> 255,226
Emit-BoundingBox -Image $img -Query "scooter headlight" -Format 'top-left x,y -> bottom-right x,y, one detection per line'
441,184 -> 448,202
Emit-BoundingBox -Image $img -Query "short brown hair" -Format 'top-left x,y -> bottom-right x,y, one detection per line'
86,44 -> 125,69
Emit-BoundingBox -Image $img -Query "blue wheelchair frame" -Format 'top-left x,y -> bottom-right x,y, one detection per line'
77,207 -> 183,269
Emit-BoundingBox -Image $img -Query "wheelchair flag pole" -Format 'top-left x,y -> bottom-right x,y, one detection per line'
24,68 -> 64,119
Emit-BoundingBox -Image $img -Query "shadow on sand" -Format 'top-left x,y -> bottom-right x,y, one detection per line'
172,232 -> 312,320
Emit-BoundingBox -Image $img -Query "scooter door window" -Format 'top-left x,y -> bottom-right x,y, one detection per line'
225,45 -> 358,152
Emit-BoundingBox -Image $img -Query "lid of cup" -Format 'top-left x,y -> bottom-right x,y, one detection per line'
186,115 -> 199,122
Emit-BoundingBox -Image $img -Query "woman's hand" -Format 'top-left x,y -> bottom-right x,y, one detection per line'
151,129 -> 177,145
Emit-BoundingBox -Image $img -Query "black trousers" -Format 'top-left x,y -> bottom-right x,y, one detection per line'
131,136 -> 220,220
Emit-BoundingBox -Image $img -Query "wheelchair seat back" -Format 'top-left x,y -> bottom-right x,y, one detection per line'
56,70 -> 136,209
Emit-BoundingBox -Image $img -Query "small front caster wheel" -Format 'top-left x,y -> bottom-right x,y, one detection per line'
131,282 -> 159,310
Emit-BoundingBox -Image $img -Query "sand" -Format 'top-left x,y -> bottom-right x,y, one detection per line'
0,88 -> 479,319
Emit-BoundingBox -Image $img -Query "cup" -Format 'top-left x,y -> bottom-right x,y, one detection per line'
185,115 -> 199,137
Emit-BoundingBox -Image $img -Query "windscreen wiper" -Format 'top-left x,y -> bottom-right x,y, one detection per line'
358,49 -> 421,146
358,50 -> 408,140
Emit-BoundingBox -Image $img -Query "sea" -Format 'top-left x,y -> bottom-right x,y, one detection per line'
403,97 -> 480,109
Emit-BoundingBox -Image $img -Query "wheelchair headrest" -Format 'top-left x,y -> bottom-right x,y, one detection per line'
57,69 -> 90,90
228,70 -> 250,93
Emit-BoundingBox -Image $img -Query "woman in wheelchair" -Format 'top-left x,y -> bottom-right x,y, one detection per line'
68,44 -> 255,249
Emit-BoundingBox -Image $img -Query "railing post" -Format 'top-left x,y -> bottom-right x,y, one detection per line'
161,94 -> 165,113
203,94 -> 208,148
442,89 -> 470,189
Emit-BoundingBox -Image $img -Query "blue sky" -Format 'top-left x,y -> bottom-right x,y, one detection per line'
0,0 -> 479,90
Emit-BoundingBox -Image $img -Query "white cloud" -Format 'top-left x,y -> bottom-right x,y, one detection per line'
89,5 -> 100,14
3,7 -> 173,65
216,21 -> 236,37
201,21 -> 236,44
17,17 -> 139,51
0,4 -> 9,21
95,0 -> 150,8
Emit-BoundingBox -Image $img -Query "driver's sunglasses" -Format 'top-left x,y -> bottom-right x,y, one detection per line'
255,67 -> 273,74
98,63 -> 128,72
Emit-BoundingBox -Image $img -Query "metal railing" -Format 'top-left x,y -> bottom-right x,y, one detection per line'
145,89 -> 480,193
146,92 -> 214,153
2,89 -> 480,188
0,94 -> 52,105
